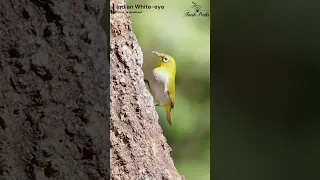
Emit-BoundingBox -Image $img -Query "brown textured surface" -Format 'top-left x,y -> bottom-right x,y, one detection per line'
0,0 -> 109,179
109,0 -> 184,179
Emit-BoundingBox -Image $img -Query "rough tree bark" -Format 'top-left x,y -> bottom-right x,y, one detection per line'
110,0 -> 184,180
0,0 -> 108,179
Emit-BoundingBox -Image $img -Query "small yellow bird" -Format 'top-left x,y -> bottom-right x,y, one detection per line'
144,51 -> 176,126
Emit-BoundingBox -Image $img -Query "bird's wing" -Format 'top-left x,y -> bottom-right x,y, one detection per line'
168,76 -> 175,109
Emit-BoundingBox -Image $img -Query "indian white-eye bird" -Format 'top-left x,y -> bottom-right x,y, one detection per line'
144,51 -> 176,126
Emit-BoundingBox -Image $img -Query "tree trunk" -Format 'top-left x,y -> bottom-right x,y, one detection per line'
110,0 -> 184,180
0,0 -> 108,179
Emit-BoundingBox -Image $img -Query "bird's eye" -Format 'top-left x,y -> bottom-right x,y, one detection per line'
162,56 -> 169,62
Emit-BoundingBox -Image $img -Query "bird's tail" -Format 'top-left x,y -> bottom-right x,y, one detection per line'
164,104 -> 172,126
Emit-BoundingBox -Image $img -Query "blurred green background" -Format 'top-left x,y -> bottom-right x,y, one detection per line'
212,0 -> 320,180
126,0 -> 210,179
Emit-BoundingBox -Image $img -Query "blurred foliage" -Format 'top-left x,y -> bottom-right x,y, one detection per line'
127,0 -> 210,179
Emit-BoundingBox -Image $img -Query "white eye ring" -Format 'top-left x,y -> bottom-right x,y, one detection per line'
162,56 -> 169,62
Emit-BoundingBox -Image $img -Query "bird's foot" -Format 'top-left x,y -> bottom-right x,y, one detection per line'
144,79 -> 150,88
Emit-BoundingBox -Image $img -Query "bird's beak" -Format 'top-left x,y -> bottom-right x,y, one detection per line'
152,51 -> 161,57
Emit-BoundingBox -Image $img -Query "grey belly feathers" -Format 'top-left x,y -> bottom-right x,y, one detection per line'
149,70 -> 171,106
